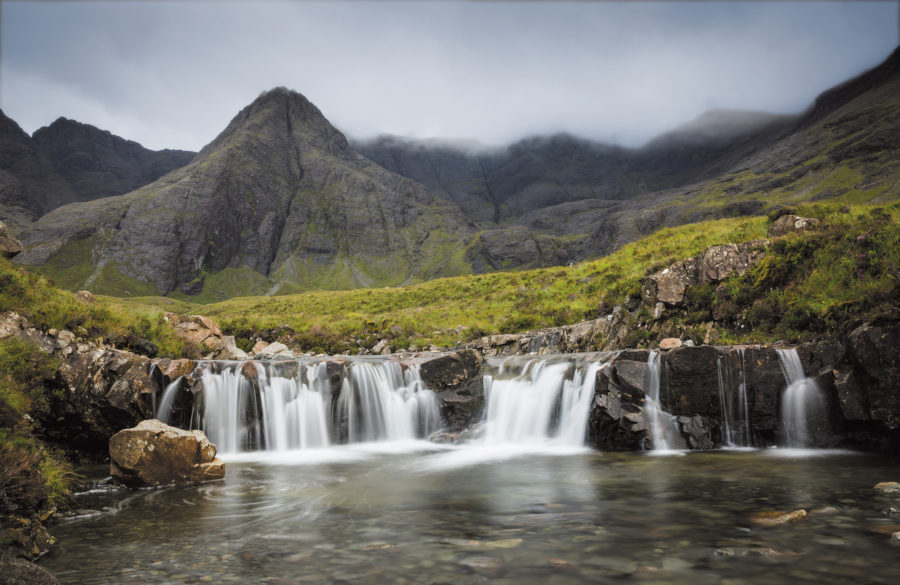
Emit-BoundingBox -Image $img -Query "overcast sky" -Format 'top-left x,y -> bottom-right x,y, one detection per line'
2,1 -> 897,151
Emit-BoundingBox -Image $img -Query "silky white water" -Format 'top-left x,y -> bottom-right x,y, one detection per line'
776,348 -> 827,448
645,351 -> 687,452
716,349 -> 751,447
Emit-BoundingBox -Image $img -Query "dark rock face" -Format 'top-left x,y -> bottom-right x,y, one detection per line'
662,346 -> 720,418
0,110 -> 194,235
31,117 -> 194,203
17,88 -> 474,295
588,366 -> 646,450
0,555 -> 60,585
419,350 -> 485,432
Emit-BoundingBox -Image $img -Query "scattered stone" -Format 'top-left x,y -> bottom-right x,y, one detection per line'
254,341 -> 291,359
768,214 -> 821,238
74,290 -> 95,304
659,338 -> 682,350
109,419 -> 225,487
482,538 -> 522,549
875,482 -> 900,497
251,340 -> 270,354
750,509 -> 808,527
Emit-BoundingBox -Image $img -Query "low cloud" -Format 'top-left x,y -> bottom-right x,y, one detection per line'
2,1 -> 896,151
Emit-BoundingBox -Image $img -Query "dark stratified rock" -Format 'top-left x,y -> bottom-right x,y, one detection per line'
588,365 -> 646,450
419,349 -> 484,392
109,419 -> 224,487
420,350 -> 486,432
661,346 -> 720,418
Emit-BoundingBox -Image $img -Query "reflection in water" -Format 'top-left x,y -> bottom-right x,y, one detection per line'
46,450 -> 900,585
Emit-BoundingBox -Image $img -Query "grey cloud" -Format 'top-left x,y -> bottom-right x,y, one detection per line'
1,1 -> 896,151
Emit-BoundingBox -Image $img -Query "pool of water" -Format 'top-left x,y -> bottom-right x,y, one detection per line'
44,445 -> 900,584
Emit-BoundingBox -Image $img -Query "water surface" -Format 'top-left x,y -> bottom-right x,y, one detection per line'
45,447 -> 900,584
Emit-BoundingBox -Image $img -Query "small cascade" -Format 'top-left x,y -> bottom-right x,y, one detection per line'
482,357 -> 603,446
155,377 -> 182,426
645,351 -> 687,451
716,350 -> 752,447
338,362 -> 440,443
776,348 -> 827,448
192,359 -> 440,454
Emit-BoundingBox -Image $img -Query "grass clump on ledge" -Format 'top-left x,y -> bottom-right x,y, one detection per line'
0,256 -> 186,358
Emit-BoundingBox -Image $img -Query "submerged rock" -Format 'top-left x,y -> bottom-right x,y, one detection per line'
875,482 -> 900,497
0,554 -> 60,585
109,419 -> 225,487
750,509 -> 808,527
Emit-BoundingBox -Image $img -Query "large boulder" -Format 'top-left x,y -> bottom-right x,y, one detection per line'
109,419 -> 225,487
0,220 -> 23,257
167,314 -> 226,357
588,366 -> 647,450
641,240 -> 767,306
419,349 -> 484,392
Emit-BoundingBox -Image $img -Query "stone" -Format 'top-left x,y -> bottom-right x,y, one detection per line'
662,346 -> 720,417
891,532 -> 900,545
221,335 -> 249,360
371,339 -> 391,355
109,419 -> 225,487
251,340 -> 270,354
419,350 -> 484,392
750,509 -> 807,527
875,482 -> 900,497
255,341 -> 290,359
768,214 -> 821,238
641,257 -> 697,306
0,555 -> 60,584
697,241 -> 767,283
0,219 -> 23,257
458,556 -> 503,577
74,290 -> 95,304
659,338 -> 682,350
170,315 -> 226,356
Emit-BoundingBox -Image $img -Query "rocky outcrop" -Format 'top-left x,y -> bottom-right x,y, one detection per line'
767,214 -> 821,238
109,420 -> 224,487
641,240 -> 768,306
1,311 -> 157,457
0,220 -> 23,257
419,350 -> 485,432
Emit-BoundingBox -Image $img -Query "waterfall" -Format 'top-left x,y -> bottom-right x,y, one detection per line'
716,350 -> 751,447
155,377 -> 182,426
645,351 -> 686,451
193,359 -> 440,454
776,349 -> 827,448
482,357 -> 602,446
337,362 -> 440,443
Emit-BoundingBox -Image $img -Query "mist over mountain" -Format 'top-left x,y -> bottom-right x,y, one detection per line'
7,46 -> 900,298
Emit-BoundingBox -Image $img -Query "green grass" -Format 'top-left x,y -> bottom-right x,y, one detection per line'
0,256 -> 186,357
146,215 -> 769,353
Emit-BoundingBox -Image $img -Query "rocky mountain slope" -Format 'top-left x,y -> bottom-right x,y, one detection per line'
11,47 -> 900,297
358,47 -> 900,270
16,89 -> 475,298
0,111 -> 194,235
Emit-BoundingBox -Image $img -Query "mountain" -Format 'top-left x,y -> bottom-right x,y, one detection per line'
14,47 -> 900,298
16,88 -> 474,299
357,47 -> 900,269
0,111 -> 195,235
32,118 -> 195,203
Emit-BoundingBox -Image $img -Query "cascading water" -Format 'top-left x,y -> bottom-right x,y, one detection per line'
482,356 -> 604,446
644,351 -> 687,451
776,348 -> 827,448
192,359 -> 440,454
716,350 -> 752,447
155,377 -> 182,426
